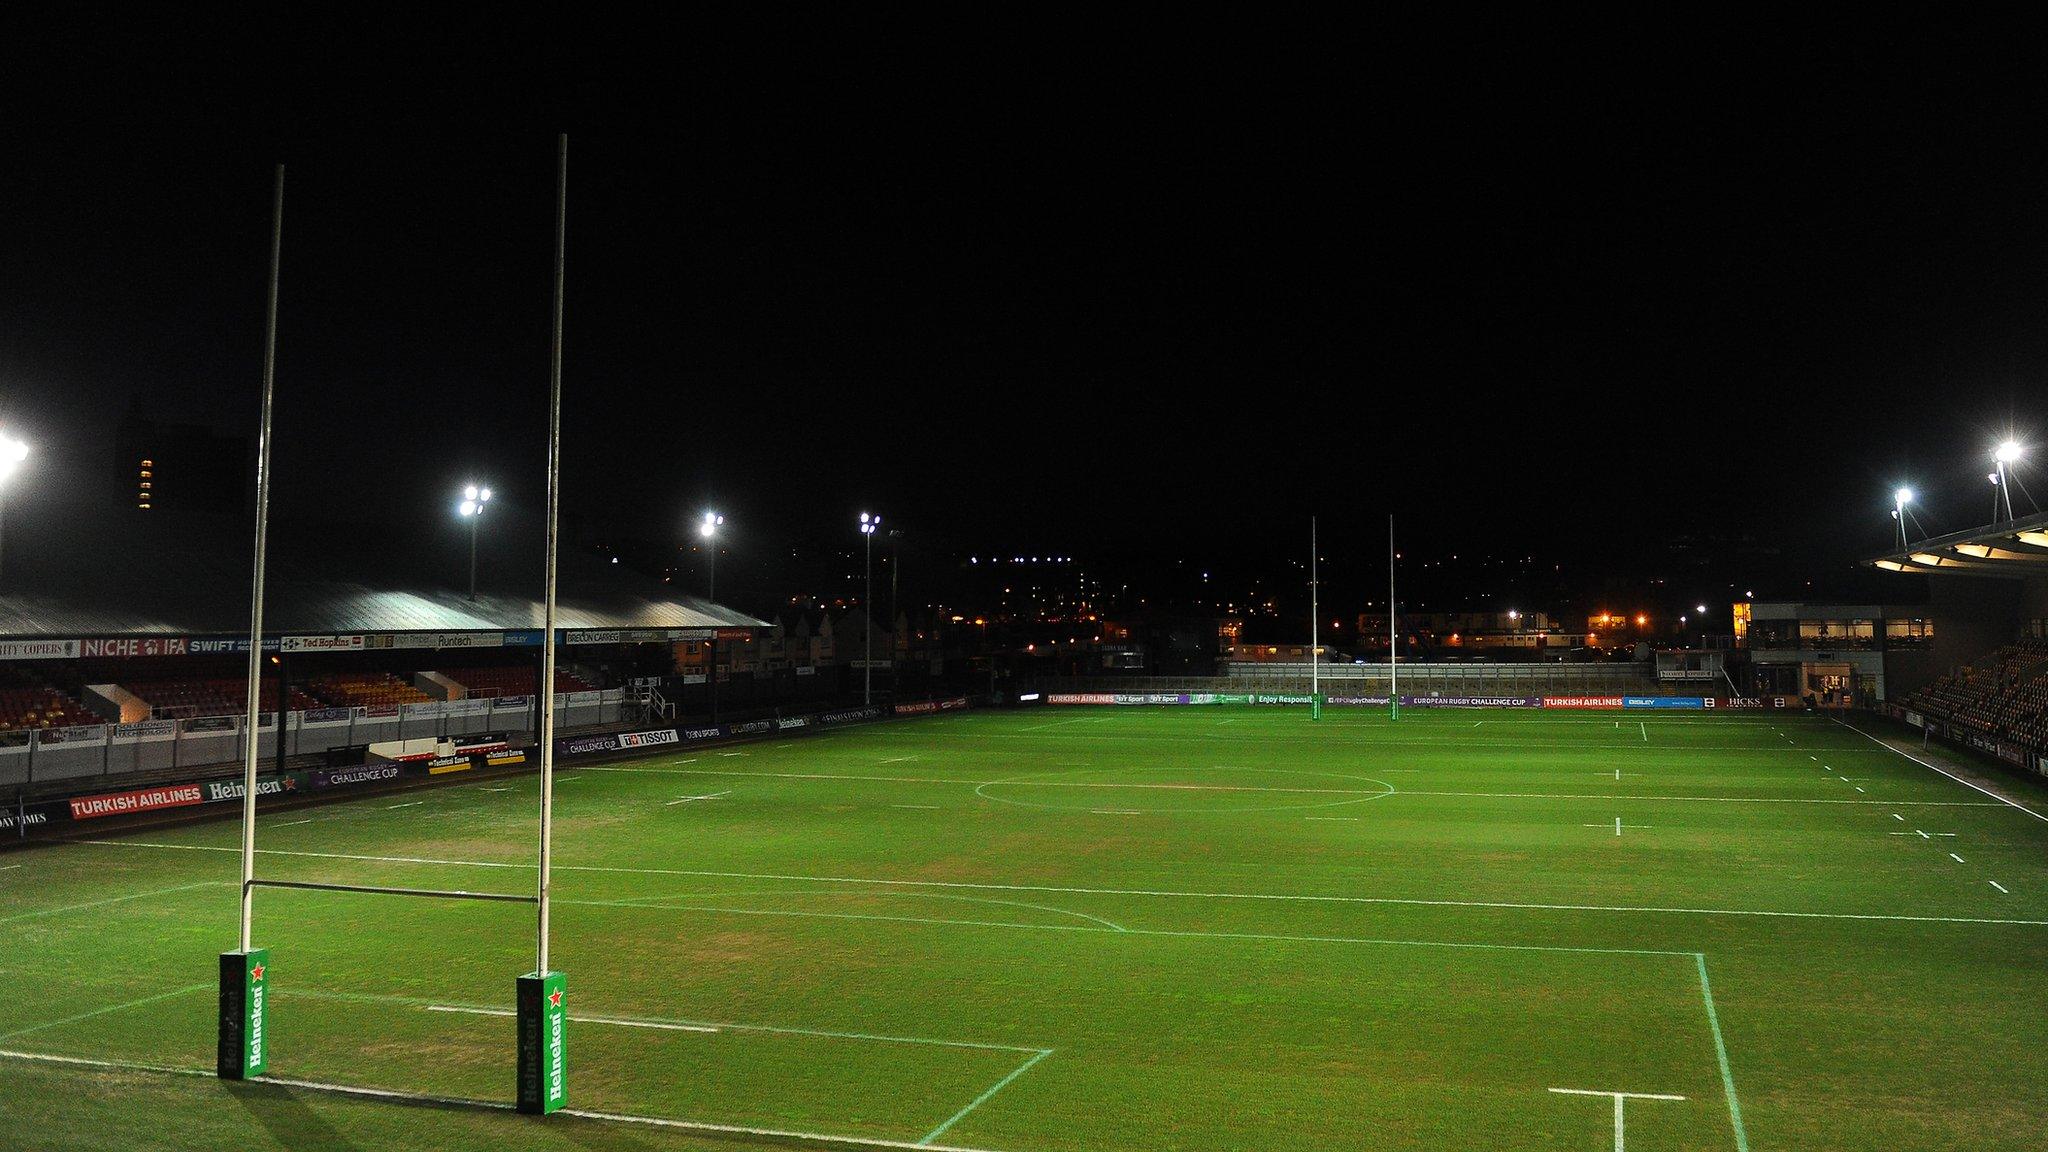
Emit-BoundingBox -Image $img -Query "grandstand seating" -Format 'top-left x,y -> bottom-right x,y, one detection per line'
307,672 -> 430,709
0,670 -> 99,731
446,666 -> 596,697
1903,637 -> 2048,756
124,678 -> 323,717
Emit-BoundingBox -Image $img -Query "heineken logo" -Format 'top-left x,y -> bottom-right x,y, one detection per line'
250,963 -> 265,981
548,989 -> 562,1007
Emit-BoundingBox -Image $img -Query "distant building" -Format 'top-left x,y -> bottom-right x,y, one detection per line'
1742,602 -> 1936,704
113,412 -> 251,514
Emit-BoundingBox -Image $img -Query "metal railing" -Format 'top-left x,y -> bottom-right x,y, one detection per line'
0,688 -> 628,789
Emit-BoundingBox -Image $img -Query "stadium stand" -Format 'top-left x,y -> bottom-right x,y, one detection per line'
308,672 -> 430,709
448,666 -> 595,697
124,677 -> 323,717
1902,637 -> 2048,756
0,669 -> 98,731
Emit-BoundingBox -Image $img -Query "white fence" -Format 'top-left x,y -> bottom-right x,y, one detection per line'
0,689 -> 627,787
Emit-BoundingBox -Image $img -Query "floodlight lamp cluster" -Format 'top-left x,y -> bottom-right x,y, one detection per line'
459,484 -> 493,517
699,511 -> 724,538
0,430 -> 26,484
859,511 -> 880,535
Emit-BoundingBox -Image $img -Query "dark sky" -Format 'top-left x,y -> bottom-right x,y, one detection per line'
3,20 -> 2045,611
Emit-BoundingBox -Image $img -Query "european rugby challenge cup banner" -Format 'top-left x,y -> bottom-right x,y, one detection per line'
217,947 -> 270,1079
517,970 -> 567,1113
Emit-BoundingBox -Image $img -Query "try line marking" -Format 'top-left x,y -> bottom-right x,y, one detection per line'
0,1048 -> 1018,1152
584,763 -> 1998,807
66,841 -> 2048,928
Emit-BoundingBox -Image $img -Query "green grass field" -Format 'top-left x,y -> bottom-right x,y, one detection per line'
4,706 -> 2047,1151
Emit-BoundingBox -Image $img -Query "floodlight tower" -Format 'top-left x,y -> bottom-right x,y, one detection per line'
1994,440 -> 2022,524
1892,487 -> 1914,551
458,484 -> 493,600
0,430 -> 27,585
698,511 -> 724,600
859,512 -> 881,704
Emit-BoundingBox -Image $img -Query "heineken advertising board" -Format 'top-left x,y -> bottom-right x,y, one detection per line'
217,948 -> 270,1079
516,970 -> 567,1114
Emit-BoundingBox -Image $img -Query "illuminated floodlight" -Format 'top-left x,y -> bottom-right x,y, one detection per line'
458,483 -> 492,599
1996,440 -> 2023,464
1696,604 -> 1707,614
699,510 -> 723,539
1894,487 -> 1913,506
857,511 -> 886,703
0,430 -> 26,483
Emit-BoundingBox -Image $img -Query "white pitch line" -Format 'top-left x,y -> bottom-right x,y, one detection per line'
665,791 -> 731,806
385,801 -> 424,810
273,819 -> 313,828
580,764 -> 2002,808
0,1049 -> 1013,1152
1894,813 -> 1904,821
1548,1087 -> 1686,1152
1640,722 -> 1647,742
68,841 -> 2048,927
891,805 -> 942,811
0,983 -> 210,1043
1990,881 -> 2009,894
426,1004 -> 719,1033
1305,817 -> 1360,822
1950,853 -> 1966,864
920,1048 -> 1052,1144
0,880 -> 222,926
1834,717 -> 2048,824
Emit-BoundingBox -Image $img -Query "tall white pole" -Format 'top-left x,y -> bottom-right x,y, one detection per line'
239,165 -> 285,952
864,530 -> 873,705
537,134 -> 567,977
1388,514 -> 1398,721
1310,516 -> 1319,712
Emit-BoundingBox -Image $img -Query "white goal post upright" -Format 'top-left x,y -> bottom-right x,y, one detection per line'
1309,516 -> 1320,720
517,131 -> 572,1117
219,163 -> 285,1082
1388,514 -> 1399,722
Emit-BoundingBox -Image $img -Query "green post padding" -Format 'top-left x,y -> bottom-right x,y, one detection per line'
516,970 -> 567,1114
217,948 -> 270,1080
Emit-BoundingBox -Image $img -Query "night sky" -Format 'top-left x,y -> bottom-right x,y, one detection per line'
4,21 -> 2045,617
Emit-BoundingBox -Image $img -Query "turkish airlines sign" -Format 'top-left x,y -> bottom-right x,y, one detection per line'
69,783 -> 206,820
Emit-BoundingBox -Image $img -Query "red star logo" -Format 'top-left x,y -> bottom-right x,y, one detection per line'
548,990 -> 562,1008
250,964 -> 265,981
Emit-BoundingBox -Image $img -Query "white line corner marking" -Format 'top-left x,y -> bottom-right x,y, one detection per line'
1549,1088 -> 1685,1151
